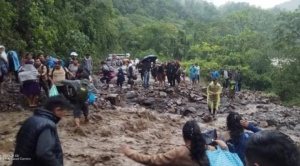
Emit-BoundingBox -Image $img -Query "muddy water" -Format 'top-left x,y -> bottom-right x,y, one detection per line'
0,103 -> 299,166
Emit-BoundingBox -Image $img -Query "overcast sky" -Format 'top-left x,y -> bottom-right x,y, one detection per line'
206,0 -> 289,8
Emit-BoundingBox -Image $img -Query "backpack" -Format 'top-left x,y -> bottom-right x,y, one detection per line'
70,85 -> 89,103
103,64 -> 114,73
117,71 -> 125,82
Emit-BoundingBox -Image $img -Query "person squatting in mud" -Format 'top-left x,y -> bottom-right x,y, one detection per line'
207,77 -> 222,117
120,120 -> 242,166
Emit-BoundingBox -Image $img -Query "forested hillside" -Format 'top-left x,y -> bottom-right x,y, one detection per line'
275,0 -> 300,11
0,0 -> 300,105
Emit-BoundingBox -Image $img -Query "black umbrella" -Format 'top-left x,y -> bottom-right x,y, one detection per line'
141,55 -> 157,63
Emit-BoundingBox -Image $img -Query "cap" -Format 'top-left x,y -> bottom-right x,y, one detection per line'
70,52 -> 78,56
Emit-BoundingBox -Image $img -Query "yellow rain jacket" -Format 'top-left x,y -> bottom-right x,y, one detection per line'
207,81 -> 222,111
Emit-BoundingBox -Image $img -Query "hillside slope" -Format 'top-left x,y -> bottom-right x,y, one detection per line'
275,0 -> 300,11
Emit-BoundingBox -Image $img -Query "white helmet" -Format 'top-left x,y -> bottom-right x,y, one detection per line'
70,52 -> 78,56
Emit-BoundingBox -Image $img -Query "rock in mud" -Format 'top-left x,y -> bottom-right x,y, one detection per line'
294,124 -> 300,131
181,107 -> 197,117
126,91 -> 137,99
159,92 -> 168,97
143,98 -> 155,106
201,114 -> 213,123
259,121 -> 269,128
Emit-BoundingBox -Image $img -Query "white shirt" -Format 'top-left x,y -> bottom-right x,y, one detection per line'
224,70 -> 228,79
196,66 -> 200,75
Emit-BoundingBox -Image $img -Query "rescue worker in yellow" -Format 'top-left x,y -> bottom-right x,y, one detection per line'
207,78 -> 222,116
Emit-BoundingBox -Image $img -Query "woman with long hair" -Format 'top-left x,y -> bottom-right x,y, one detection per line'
217,112 -> 261,165
120,120 -> 228,166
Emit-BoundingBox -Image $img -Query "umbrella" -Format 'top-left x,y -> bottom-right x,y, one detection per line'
141,55 -> 157,63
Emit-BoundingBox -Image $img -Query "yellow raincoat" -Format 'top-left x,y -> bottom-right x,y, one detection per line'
207,81 -> 222,111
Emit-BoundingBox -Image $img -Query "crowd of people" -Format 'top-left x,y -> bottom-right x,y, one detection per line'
1,46 -> 299,166
0,45 -> 99,133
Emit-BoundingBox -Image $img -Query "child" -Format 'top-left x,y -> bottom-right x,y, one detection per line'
117,68 -> 125,92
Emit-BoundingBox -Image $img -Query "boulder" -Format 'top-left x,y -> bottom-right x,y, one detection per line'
126,91 -> 137,99
294,124 -> 300,131
143,98 -> 155,106
201,114 -> 213,123
259,121 -> 269,128
181,107 -> 197,117
159,92 -> 168,97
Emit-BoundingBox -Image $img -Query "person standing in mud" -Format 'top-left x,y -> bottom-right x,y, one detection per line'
12,95 -> 70,166
35,58 -> 49,97
127,62 -> 135,90
116,68 -> 125,92
207,78 -> 222,116
49,60 -> 73,99
142,59 -> 152,88
166,60 -> 177,87
157,63 -> 166,88
235,70 -> 242,92
166,61 -> 172,85
195,64 -> 200,84
223,68 -> 229,89
175,60 -> 181,86
151,63 -> 158,82
228,77 -> 236,100
137,62 -> 144,81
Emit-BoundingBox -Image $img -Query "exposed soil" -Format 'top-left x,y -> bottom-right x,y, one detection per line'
0,72 -> 299,166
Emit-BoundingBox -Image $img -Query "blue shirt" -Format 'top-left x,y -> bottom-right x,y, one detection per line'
225,123 -> 261,165
212,70 -> 219,79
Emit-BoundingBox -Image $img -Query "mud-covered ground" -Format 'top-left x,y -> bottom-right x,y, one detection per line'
0,71 -> 299,166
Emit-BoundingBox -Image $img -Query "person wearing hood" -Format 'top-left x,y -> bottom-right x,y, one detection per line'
207,78 -> 222,117
81,53 -> 93,75
7,51 -> 21,83
19,61 -> 40,107
12,95 -> 70,166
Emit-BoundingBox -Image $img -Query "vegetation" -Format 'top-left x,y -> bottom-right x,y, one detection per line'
0,0 -> 300,104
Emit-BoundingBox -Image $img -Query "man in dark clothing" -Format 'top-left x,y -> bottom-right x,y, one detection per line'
167,61 -> 176,87
166,62 -> 172,85
235,71 -> 242,92
13,95 -> 70,166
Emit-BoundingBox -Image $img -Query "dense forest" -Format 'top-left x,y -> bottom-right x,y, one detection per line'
0,0 -> 300,105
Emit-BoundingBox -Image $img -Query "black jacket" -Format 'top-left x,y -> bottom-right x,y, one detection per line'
12,109 -> 63,166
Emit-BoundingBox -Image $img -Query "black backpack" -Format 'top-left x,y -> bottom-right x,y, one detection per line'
70,85 -> 89,103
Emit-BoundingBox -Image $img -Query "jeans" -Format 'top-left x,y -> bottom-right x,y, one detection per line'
143,71 -> 150,88
235,82 -> 239,92
170,74 -> 176,87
